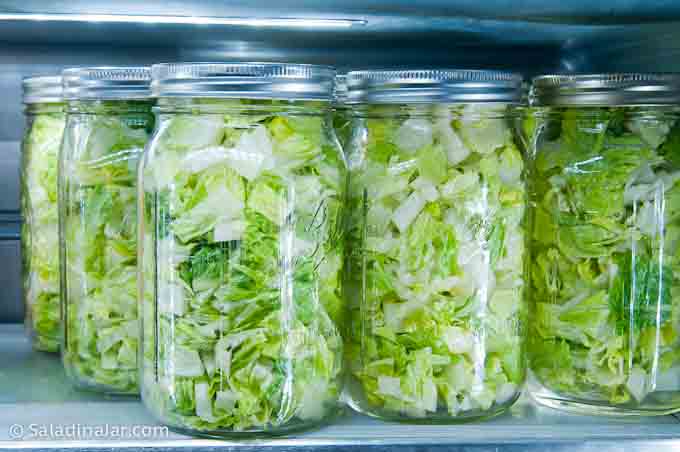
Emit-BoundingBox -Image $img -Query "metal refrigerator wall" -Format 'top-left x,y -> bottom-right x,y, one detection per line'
1,0 -> 680,322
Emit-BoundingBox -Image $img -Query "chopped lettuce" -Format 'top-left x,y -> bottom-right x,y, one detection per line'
61,101 -> 154,392
140,101 -> 345,432
529,106 -> 680,406
21,108 -> 65,352
345,104 -> 526,419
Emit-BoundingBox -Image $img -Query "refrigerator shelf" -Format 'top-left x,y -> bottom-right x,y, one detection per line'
1,324 -> 679,452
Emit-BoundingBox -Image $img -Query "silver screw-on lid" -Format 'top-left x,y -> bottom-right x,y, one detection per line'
532,74 -> 680,106
151,63 -> 336,101
334,74 -> 348,104
62,67 -> 151,100
22,76 -> 63,104
346,69 -> 523,104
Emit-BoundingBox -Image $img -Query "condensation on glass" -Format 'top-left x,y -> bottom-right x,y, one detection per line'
59,67 -> 153,394
528,74 -> 680,416
139,63 -> 346,436
343,70 -> 528,422
21,76 -> 65,352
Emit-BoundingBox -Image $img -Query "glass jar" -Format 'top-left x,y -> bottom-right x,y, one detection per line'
343,70 -> 527,422
21,76 -> 65,352
333,74 -> 351,151
139,63 -> 346,436
528,74 -> 680,415
59,67 -> 153,394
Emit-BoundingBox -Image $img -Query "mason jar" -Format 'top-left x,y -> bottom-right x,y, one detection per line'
333,74 -> 351,151
343,70 -> 527,422
139,63 -> 346,436
528,74 -> 680,416
60,67 -> 153,394
21,76 -> 65,352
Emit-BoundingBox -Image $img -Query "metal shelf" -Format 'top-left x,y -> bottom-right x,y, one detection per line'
0,324 -> 679,451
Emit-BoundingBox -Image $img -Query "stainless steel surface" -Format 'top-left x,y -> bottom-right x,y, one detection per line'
152,63 -> 335,100
0,142 -> 21,217
532,73 -> 680,105
0,325 -> 680,451
346,69 -> 523,104
63,67 -> 151,100
0,244 -> 21,322
22,77 -> 62,104
0,2 -> 569,74
0,13 -> 365,29
5,0 -> 680,23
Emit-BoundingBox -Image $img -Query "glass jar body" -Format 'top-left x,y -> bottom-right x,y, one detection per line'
22,102 -> 65,352
344,103 -> 528,422
528,106 -> 680,415
139,98 -> 346,436
60,100 -> 154,394
333,105 -> 351,152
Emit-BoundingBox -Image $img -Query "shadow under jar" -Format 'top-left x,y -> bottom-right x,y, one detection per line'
528,74 -> 680,416
21,76 -> 65,353
343,70 -> 528,422
60,67 -> 154,394
139,63 -> 346,437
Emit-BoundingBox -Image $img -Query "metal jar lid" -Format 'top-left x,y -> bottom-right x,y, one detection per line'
334,74 -> 348,105
151,62 -> 336,101
345,69 -> 523,104
62,67 -> 151,100
532,74 -> 680,106
22,76 -> 63,104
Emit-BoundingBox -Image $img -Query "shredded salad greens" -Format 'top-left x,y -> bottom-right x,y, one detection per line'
61,101 -> 154,392
345,105 -> 526,419
140,101 -> 345,432
529,107 -> 680,406
22,107 -> 65,352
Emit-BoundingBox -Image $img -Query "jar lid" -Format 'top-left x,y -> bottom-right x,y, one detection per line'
532,74 -> 680,106
345,69 -> 523,104
151,62 -> 336,101
334,74 -> 348,104
62,67 -> 151,100
22,76 -> 62,104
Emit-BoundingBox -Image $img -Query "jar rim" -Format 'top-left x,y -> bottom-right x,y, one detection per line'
345,69 -> 523,105
62,67 -> 151,100
23,76 -> 62,104
532,73 -> 680,106
151,62 -> 336,102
